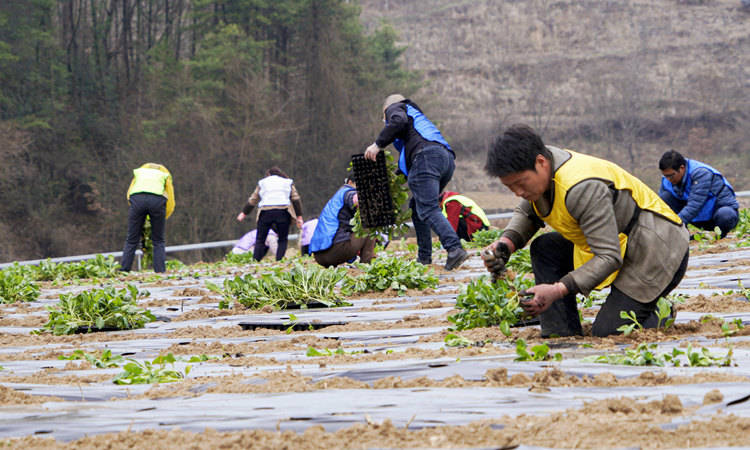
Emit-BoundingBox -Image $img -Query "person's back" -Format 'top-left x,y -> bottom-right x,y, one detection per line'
439,191 -> 490,241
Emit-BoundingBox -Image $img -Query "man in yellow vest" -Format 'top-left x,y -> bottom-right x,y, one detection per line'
120,163 -> 175,273
482,125 -> 689,337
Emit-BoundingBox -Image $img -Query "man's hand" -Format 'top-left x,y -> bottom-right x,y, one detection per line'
364,142 -> 381,161
481,241 -> 511,280
237,212 -> 246,222
520,282 -> 567,316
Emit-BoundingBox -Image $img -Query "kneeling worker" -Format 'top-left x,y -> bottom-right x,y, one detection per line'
658,149 -> 739,238
482,125 -> 689,337
310,176 -> 376,267
439,191 -> 490,242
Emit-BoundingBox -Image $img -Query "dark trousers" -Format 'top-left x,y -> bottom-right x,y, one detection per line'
692,206 -> 740,238
254,209 -> 291,261
313,236 -> 376,267
121,193 -> 167,272
530,232 -> 689,337
408,146 -> 461,263
661,195 -> 739,238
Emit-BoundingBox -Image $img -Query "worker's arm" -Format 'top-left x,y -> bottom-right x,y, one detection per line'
679,168 -> 713,224
375,103 -> 408,149
562,180 -> 624,296
237,185 -> 261,221
290,184 -> 303,228
522,181 -> 622,316
500,200 -> 544,252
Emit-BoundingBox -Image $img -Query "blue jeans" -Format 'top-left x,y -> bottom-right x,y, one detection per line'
121,193 -> 167,272
407,146 -> 461,262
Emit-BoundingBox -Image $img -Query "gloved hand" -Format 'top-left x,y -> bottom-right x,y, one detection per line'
520,282 -> 567,316
481,241 -> 511,280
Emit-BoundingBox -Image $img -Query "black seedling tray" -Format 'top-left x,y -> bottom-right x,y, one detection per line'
238,320 -> 348,331
512,317 -> 540,327
351,152 -> 395,228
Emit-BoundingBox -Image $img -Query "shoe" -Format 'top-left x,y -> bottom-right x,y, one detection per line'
445,247 -> 469,271
417,257 -> 432,265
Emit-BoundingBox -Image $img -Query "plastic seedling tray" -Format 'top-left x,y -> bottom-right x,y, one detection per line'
238,320 -> 348,331
351,152 -> 395,228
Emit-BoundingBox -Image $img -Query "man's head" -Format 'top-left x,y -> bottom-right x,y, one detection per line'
382,94 -> 405,113
485,124 -> 553,202
659,150 -> 687,185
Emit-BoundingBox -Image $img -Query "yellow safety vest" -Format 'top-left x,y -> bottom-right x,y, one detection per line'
127,163 -> 175,219
440,194 -> 491,227
532,150 -> 681,289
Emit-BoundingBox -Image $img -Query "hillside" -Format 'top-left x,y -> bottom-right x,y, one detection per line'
360,0 -> 750,207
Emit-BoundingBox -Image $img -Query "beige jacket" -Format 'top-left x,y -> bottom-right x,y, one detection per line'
502,146 -> 689,302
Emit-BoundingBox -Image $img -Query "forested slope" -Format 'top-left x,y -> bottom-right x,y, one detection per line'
0,0 -> 416,261
1,0 -> 748,261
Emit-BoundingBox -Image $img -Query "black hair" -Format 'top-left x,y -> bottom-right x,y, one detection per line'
485,124 -> 551,177
266,166 -> 289,178
658,150 -> 686,171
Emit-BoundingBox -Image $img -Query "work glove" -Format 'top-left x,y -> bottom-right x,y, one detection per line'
481,241 -> 511,281
520,283 -> 566,316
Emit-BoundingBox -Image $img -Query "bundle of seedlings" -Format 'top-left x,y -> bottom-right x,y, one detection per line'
0,267 -> 40,303
343,255 -> 439,295
37,284 -> 155,335
213,262 -> 348,309
448,273 -> 535,335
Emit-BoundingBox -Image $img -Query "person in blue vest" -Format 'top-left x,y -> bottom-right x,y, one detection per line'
120,163 -> 175,273
310,176 -> 376,267
364,94 -> 468,270
658,150 -> 739,238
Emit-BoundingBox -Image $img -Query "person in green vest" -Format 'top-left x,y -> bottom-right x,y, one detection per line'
120,163 -> 175,273
482,125 -> 689,337
439,191 -> 490,242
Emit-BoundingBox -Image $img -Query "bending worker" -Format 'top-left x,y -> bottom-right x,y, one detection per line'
658,149 -> 739,238
439,191 -> 490,242
237,166 -> 303,261
120,163 -> 175,273
482,125 -> 689,337
364,94 -> 468,270
309,176 -> 375,267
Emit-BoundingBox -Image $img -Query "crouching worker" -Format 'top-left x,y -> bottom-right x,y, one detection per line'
658,149 -> 739,238
232,228 -> 278,258
482,125 -> 689,337
310,176 -> 376,267
439,191 -> 490,242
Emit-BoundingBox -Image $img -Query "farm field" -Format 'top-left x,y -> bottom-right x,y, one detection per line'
1,225 -> 750,448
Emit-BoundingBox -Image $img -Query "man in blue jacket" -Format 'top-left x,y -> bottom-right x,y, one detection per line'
364,94 -> 468,270
310,177 -> 376,267
658,150 -> 739,238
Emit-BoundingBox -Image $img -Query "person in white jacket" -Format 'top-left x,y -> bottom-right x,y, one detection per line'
236,167 -> 303,261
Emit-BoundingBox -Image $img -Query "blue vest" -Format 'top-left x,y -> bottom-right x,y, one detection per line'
309,185 -> 355,253
392,104 -> 452,176
661,159 -> 734,222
